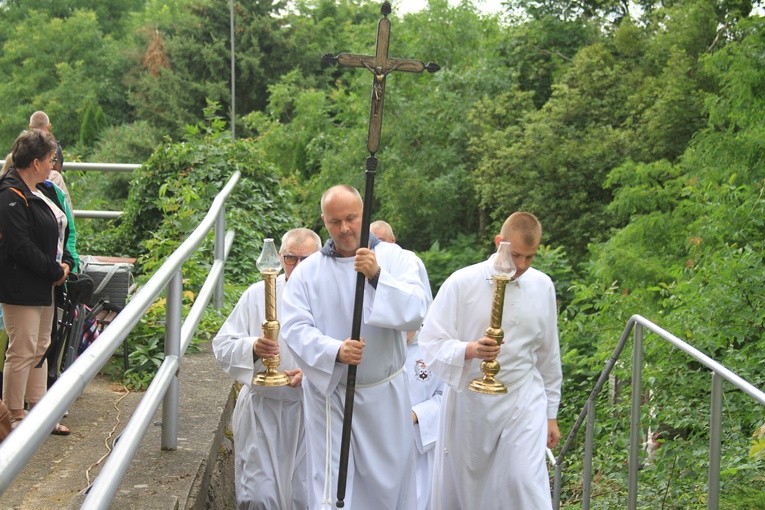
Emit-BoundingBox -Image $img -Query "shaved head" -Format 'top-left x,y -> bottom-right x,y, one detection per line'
496,212 -> 542,279
500,212 -> 542,247
320,185 -> 362,214
320,185 -> 364,257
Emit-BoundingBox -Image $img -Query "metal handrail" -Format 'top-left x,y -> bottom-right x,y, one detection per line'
0,171 -> 241,506
63,162 -> 140,219
63,162 -> 140,173
552,314 -> 765,510
0,161 -> 137,219
73,210 -> 123,219
1,162 -> 138,173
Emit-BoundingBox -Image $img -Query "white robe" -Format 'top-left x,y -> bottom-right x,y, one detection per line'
418,256 -> 562,510
405,248 -> 431,295
281,241 -> 431,510
406,340 -> 444,510
212,275 -> 308,510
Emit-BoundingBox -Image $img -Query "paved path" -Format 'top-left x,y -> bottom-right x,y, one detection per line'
1,343 -> 236,509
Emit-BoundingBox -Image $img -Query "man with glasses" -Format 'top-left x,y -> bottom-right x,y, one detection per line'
212,227 -> 321,509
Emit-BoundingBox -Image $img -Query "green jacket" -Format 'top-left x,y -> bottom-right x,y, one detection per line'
51,181 -> 80,272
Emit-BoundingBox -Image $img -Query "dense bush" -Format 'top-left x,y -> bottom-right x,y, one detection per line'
103,104 -> 299,388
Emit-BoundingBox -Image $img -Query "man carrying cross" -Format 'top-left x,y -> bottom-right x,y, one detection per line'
286,3 -> 438,507
281,185 -> 432,509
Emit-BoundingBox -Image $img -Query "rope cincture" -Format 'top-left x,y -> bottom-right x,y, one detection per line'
322,396 -> 333,508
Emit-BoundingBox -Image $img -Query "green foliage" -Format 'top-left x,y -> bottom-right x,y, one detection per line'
124,0 -> 297,138
122,319 -> 164,390
250,1 -> 523,249
557,14 -> 765,507
99,104 -> 299,388
114,291 -> 235,391
0,0 -> 146,38
471,41 -> 637,264
89,121 -> 165,164
78,100 -> 107,148
499,15 -> 599,108
78,120 -> 166,207
0,8 -> 132,150
111,103 -> 298,277
721,486 -> 765,510
534,244 -> 578,306
417,234 -> 488,294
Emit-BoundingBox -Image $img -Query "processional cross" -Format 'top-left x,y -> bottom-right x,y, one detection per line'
321,2 -> 439,507
323,2 -> 439,155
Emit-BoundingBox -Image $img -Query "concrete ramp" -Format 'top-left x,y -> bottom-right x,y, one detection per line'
1,343 -> 236,509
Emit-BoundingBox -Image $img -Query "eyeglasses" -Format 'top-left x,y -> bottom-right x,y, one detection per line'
282,254 -> 309,265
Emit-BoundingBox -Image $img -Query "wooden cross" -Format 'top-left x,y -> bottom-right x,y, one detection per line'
322,1 -> 439,155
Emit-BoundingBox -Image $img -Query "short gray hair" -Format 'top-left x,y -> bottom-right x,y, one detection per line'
281,228 -> 321,252
370,220 -> 395,241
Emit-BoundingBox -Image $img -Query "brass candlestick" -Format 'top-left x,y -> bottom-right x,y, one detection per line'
469,242 -> 516,395
252,239 -> 289,387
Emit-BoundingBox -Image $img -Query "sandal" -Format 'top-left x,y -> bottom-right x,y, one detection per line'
51,422 -> 70,436
10,412 -> 25,430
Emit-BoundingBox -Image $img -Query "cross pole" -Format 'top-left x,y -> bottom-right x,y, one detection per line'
321,2 -> 439,507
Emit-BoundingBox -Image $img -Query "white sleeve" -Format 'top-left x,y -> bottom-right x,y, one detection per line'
418,276 -> 474,391
364,246 -> 431,332
211,285 -> 263,386
412,382 -> 444,453
281,271 -> 345,397
536,280 -> 562,419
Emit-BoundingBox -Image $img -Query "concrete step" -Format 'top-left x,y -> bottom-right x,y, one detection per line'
1,343 -> 236,509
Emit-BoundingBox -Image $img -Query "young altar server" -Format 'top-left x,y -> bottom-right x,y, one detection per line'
418,212 -> 562,510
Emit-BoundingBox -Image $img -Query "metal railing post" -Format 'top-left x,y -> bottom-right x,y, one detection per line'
628,322 -> 644,510
162,269 -> 182,450
214,208 -> 225,309
583,399 -> 596,509
553,463 -> 562,509
543,315 -> 765,508
708,372 -> 723,510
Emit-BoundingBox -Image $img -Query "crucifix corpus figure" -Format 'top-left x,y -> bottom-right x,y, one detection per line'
322,1 -> 439,155
283,2 -> 440,510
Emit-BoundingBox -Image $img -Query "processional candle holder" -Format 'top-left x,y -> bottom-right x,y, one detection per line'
252,238 -> 290,387
469,242 -> 516,395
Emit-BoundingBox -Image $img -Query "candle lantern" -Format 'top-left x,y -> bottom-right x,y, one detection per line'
469,242 -> 516,395
252,238 -> 290,387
